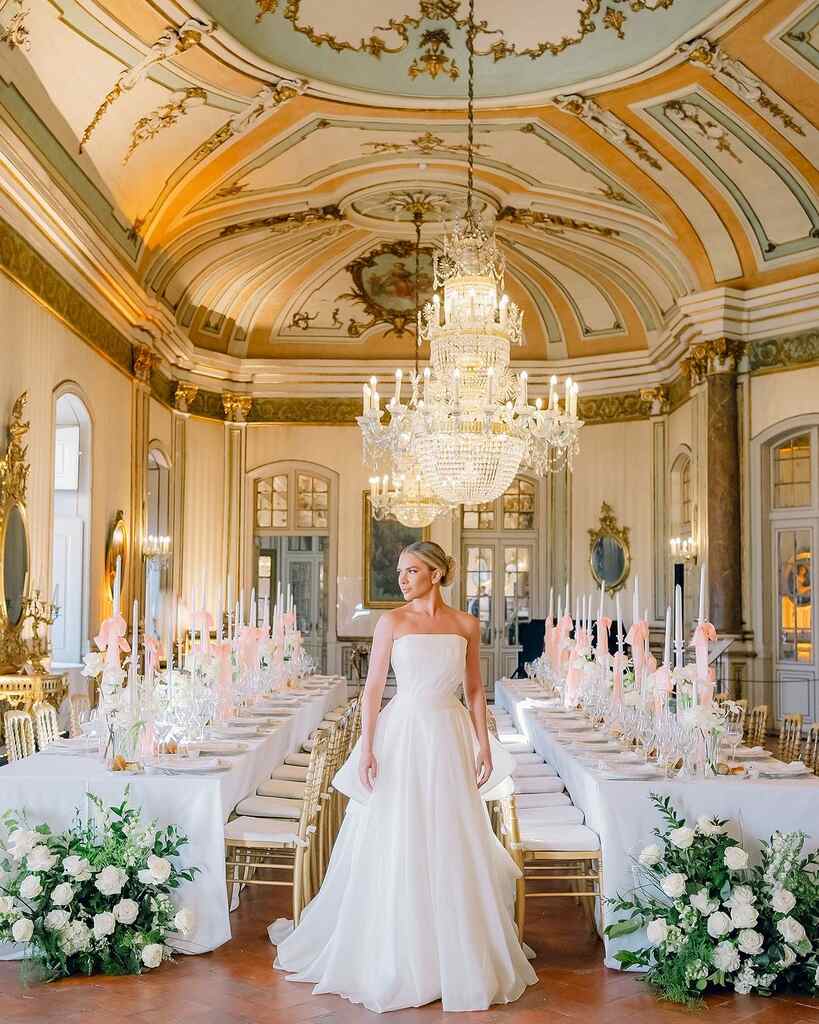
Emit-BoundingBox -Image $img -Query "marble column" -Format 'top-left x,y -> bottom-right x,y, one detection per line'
222,393 -> 252,614
688,339 -> 744,633
129,345 -> 159,613
170,383 -> 198,605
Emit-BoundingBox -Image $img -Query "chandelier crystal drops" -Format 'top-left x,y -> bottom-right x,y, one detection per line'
357,0 -> 582,505
368,460 -> 452,528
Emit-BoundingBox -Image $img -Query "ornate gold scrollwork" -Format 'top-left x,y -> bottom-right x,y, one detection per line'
0,393 -> 32,672
222,393 -> 253,423
124,88 -> 207,164
219,205 -> 344,239
497,205 -> 619,238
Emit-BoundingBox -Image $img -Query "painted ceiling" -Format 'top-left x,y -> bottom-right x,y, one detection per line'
2,0 -> 819,386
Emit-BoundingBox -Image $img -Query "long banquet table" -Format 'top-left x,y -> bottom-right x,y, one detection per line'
495,678 -> 819,969
0,679 -> 346,958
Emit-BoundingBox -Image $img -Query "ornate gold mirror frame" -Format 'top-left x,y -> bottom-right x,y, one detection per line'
588,501 -> 631,594
0,392 -> 32,672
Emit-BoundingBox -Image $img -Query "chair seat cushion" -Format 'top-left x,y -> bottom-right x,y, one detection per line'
521,823 -> 600,852
512,776 -> 564,794
512,763 -> 556,778
519,806 -> 584,826
271,765 -> 309,782
515,791 -> 569,807
302,739 -> 315,752
257,779 -> 307,800
285,752 -> 312,767
511,752 -> 541,764
499,740 -> 535,755
225,816 -> 302,845
235,795 -> 302,819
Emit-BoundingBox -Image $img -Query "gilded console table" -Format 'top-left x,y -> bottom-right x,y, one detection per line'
0,673 -> 68,743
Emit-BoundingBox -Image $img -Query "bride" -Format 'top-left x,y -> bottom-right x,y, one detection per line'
273,540 -> 538,1013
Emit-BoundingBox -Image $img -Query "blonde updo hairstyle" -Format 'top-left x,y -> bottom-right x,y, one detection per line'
401,541 -> 456,588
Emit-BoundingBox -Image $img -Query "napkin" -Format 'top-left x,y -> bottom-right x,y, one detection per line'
757,761 -> 810,777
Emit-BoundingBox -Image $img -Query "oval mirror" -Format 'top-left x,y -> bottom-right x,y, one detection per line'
3,503 -> 29,626
588,501 -> 631,594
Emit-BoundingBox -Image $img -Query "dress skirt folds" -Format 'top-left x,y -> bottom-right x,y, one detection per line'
273,634 -> 537,1013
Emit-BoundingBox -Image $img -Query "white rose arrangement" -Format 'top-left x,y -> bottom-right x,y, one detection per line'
0,790 -> 198,981
606,794 -> 819,1005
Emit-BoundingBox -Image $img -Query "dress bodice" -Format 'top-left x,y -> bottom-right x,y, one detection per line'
390,633 -> 467,704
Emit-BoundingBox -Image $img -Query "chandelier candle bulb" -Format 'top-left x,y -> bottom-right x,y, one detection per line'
664,605 -> 671,666
363,383 -> 371,415
674,583 -> 683,669
616,593 -> 623,655
565,377 -> 572,412
394,369 -> 402,405
571,382 -> 579,418
519,371 -> 528,408
698,562 -> 706,625
113,555 -> 122,616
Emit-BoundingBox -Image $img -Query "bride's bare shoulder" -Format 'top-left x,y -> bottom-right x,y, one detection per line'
450,608 -> 479,638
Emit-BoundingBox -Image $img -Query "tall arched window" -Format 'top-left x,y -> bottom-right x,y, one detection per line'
51,390 -> 92,666
252,464 -> 333,671
461,475 -> 537,688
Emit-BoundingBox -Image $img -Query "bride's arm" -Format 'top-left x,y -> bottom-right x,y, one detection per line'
358,615 -> 392,791
463,617 -> 493,786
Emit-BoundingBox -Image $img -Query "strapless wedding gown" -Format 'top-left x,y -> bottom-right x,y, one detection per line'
273,633 -> 538,1013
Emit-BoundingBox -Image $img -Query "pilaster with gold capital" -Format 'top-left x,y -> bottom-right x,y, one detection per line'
129,344 -> 159,607
222,391 -> 251,609
169,383 -> 198,598
641,386 -> 670,620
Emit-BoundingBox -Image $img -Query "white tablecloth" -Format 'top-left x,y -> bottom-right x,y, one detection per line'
495,679 -> 819,969
0,679 -> 346,958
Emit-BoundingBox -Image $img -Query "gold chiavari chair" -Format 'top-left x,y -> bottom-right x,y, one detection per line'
802,723 -> 819,775
225,733 -> 328,923
499,794 -> 603,943
4,711 -> 35,761
778,713 -> 804,763
32,700 -> 61,750
745,704 -> 768,747
68,693 -> 92,738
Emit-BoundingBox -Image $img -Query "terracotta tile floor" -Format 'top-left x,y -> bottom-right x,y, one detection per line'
2,887 -> 817,1024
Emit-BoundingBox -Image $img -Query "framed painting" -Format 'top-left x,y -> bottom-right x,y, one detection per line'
362,492 -> 430,608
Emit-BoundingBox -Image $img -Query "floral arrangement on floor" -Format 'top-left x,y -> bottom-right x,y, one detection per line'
0,791 -> 198,981
606,794 -> 819,1004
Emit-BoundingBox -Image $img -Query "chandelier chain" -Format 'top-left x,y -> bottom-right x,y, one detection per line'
466,0 -> 475,222
414,212 -> 421,377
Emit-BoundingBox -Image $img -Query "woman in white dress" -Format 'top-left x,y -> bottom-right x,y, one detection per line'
274,541 -> 538,1013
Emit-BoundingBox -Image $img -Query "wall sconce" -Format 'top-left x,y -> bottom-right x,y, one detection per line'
669,536 -> 697,562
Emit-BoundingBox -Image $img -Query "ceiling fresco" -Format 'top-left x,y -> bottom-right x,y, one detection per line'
2,0 -> 819,387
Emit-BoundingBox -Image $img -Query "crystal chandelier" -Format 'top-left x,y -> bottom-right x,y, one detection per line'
369,463 -> 451,528
358,0 -> 582,505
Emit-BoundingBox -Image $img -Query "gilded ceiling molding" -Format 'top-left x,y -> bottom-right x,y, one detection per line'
664,101 -> 741,162
124,88 -> 207,164
255,0 -> 279,21
409,28 -> 460,80
222,393 -> 253,423
219,205 -> 344,239
174,382 -> 198,412
79,17 -> 214,153
0,217 -> 133,373
679,38 -> 805,138
0,0 -> 30,51
576,390 -> 652,424
748,331 -> 819,374
190,78 -> 306,163
554,94 -> 662,170
497,206 -> 620,239
363,130 -> 482,157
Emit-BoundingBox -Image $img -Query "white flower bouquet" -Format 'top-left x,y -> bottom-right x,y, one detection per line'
606,794 -> 819,1004
0,790 -> 198,981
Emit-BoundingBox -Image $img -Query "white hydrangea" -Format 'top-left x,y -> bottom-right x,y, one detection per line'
734,965 -> 757,995
59,919 -> 91,955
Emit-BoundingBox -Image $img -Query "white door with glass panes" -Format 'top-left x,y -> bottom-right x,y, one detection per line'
769,431 -> 816,725
461,477 -> 537,695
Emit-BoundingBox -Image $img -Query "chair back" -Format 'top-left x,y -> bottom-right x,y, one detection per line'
802,723 -> 819,775
746,704 -> 768,746
4,711 -> 35,761
297,734 -> 329,843
33,700 -> 60,749
68,694 -> 92,738
778,713 -> 803,762
486,707 -> 499,738
498,794 -> 523,859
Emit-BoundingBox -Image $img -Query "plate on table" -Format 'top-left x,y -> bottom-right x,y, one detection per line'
601,765 -> 663,780
211,725 -> 267,738
567,734 -> 611,745
41,738 -> 98,756
753,762 -> 811,779
571,740 -> 622,753
146,757 -> 230,775
730,747 -> 772,760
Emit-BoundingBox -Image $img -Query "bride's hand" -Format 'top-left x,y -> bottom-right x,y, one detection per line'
475,746 -> 493,788
359,750 -> 378,792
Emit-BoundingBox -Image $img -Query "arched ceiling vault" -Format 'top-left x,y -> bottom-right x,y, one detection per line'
3,0 -> 819,391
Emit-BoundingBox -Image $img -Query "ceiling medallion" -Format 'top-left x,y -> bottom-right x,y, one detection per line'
409,28 -> 460,80
358,0 -> 582,507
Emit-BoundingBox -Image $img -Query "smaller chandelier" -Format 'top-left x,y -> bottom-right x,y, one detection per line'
369,464 -> 452,528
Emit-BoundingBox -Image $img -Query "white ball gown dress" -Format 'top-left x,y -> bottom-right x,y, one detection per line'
273,633 -> 538,1013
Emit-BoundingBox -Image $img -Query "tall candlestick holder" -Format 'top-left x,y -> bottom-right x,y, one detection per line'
22,589 -> 59,670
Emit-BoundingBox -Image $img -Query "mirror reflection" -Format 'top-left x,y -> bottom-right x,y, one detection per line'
3,503 -> 28,626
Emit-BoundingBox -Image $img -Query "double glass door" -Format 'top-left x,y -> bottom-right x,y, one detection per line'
462,540 -> 534,693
